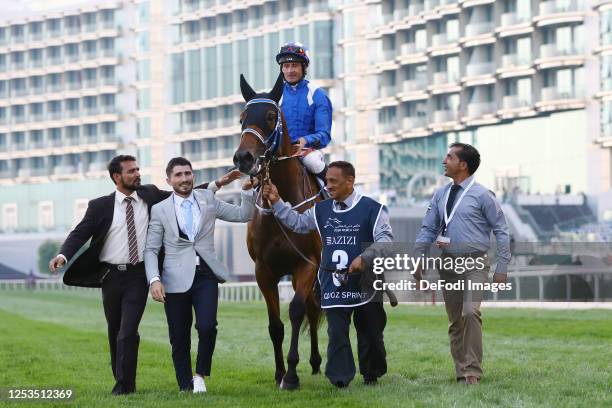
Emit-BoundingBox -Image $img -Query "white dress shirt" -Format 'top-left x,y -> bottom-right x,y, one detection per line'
99,190 -> 149,264
172,192 -> 201,241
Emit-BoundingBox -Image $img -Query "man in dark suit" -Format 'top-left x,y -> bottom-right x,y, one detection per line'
48,154 -> 240,395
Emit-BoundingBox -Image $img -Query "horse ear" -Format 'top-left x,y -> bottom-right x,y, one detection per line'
269,73 -> 284,103
240,74 -> 256,102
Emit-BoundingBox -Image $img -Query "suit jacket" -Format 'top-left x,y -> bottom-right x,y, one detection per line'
144,188 -> 255,293
61,183 -> 209,288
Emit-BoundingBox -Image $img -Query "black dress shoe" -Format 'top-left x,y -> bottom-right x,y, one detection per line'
112,382 -> 135,395
364,377 -> 378,385
112,388 -> 135,396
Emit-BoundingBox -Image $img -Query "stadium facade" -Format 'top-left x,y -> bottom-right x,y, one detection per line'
0,0 -> 610,269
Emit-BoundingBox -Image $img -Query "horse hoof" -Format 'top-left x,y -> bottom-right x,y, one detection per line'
279,378 -> 300,391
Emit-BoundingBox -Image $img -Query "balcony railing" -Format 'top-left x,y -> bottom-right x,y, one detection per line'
539,0 -> 581,15
402,78 -> 427,93
408,3 -> 425,16
101,49 -> 115,58
29,59 -> 44,68
394,8 -> 409,20
48,111 -> 62,120
68,82 -> 82,90
502,95 -> 532,109
53,165 -> 78,175
382,49 -> 396,62
464,21 -> 495,37
101,106 -> 116,114
466,101 -> 496,117
500,12 -> 530,26
401,116 -> 427,129
432,33 -> 451,47
377,122 -> 399,135
102,76 -> 115,86
400,43 -> 418,55
465,62 -> 495,76
66,110 -> 80,118
432,71 -> 459,85
502,54 -> 531,67
185,122 -> 202,133
380,84 -> 397,98
540,44 -> 584,58
541,87 -> 583,101
66,26 -> 80,36
433,110 -> 456,122
47,84 -> 63,93
31,168 -> 48,177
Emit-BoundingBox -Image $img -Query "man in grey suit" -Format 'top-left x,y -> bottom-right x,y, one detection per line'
144,157 -> 256,393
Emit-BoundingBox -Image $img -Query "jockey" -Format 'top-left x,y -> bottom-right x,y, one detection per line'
276,41 -> 332,187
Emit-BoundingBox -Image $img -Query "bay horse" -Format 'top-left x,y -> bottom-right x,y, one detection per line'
233,73 -> 323,390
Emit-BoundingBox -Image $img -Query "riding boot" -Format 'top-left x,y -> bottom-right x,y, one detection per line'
316,166 -> 329,199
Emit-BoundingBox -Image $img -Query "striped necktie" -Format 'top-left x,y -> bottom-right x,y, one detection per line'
124,196 -> 139,265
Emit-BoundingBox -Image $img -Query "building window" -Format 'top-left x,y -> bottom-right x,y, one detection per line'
138,32 -> 150,53
2,203 -> 17,231
38,201 -> 54,230
73,199 -> 88,227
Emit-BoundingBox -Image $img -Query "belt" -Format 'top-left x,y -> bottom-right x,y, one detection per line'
103,261 -> 144,271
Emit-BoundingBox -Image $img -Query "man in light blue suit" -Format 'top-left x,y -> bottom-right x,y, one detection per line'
144,157 -> 256,393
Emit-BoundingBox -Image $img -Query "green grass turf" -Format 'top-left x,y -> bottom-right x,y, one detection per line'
0,289 -> 610,407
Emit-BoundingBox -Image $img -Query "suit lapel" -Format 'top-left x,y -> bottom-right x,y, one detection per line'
102,193 -> 115,233
194,190 -> 208,241
162,196 -> 184,240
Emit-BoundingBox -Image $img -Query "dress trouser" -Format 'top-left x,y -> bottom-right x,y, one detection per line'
164,265 -> 219,390
101,263 -> 149,394
324,301 -> 387,386
439,259 -> 489,379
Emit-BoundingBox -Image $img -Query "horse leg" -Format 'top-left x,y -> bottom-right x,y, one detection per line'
256,270 -> 285,385
306,291 -> 322,375
280,265 -> 314,390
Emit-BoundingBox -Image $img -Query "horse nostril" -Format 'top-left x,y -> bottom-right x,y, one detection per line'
234,150 -> 254,171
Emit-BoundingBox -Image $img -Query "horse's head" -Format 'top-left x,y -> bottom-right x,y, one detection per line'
233,73 -> 285,176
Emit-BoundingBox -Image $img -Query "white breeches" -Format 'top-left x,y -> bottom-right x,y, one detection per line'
301,149 -> 326,174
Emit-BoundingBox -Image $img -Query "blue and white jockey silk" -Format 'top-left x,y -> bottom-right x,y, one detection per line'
280,79 -> 332,149
314,196 -> 383,308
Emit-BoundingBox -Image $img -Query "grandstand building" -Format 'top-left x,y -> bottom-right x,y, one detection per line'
0,0 -> 610,275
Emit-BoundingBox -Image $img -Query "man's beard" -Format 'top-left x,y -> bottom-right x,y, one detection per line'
175,182 -> 193,193
122,177 -> 141,191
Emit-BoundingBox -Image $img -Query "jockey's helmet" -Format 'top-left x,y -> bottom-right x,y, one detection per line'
276,42 -> 310,66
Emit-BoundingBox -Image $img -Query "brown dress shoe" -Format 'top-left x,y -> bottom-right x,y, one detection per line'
465,376 -> 480,385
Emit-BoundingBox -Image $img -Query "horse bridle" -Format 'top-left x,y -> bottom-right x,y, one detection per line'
240,98 -> 285,179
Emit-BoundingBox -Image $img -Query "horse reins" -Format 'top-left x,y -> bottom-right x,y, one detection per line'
241,97 -> 320,267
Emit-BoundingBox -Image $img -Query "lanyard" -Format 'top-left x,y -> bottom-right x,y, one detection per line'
443,178 -> 475,232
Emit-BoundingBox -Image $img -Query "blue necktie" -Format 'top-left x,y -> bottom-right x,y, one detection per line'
181,200 -> 193,239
